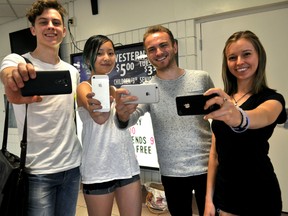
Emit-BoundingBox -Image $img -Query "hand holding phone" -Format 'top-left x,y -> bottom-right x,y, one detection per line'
120,83 -> 159,104
91,75 -> 110,112
176,93 -> 220,115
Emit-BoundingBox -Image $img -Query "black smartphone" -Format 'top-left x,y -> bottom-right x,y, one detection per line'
20,70 -> 72,96
176,93 -> 220,115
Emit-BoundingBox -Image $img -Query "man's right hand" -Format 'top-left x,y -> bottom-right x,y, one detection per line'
1,63 -> 42,104
114,88 -> 138,122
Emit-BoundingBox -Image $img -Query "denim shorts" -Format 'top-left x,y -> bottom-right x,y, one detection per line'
83,174 -> 140,195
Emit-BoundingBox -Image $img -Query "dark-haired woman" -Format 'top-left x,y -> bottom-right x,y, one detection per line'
76,35 -> 142,216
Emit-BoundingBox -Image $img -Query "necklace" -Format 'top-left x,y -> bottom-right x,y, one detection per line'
232,91 -> 251,106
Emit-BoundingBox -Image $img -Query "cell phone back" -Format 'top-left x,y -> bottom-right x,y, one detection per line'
21,70 -> 72,96
176,94 -> 220,115
91,75 -> 110,112
121,83 -> 159,104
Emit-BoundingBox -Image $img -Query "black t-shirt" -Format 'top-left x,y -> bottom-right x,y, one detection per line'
212,88 -> 286,215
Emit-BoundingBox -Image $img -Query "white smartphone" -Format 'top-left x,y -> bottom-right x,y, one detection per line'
91,75 -> 110,112
121,83 -> 159,104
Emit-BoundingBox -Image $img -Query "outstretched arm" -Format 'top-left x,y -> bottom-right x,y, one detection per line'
204,88 -> 283,129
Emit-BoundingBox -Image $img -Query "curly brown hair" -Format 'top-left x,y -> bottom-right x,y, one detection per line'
26,0 -> 67,26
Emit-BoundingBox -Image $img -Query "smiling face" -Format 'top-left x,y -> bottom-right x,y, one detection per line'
30,8 -> 66,49
225,38 -> 259,82
144,32 -> 177,71
93,41 -> 116,75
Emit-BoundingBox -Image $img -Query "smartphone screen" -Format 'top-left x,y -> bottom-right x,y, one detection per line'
176,93 -> 220,115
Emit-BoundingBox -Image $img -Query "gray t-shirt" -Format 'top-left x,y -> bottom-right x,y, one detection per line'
120,69 -> 214,177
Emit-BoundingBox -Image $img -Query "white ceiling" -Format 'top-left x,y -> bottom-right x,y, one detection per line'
0,0 -> 72,26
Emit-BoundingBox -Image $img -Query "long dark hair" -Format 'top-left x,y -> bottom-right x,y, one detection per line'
82,35 -> 115,73
222,30 -> 268,95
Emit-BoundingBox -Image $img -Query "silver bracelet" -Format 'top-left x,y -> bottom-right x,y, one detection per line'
230,106 -> 250,133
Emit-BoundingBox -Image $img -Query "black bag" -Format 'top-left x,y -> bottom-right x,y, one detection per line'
0,100 -> 28,216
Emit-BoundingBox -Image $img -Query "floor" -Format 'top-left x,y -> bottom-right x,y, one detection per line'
75,185 -> 199,216
76,187 -> 288,216
76,192 -> 170,216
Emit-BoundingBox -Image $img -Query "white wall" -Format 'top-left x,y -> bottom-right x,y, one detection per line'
72,0 -> 287,41
0,0 -> 287,187
1,0 -> 287,59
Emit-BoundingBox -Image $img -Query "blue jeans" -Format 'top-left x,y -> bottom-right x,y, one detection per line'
27,167 -> 80,216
